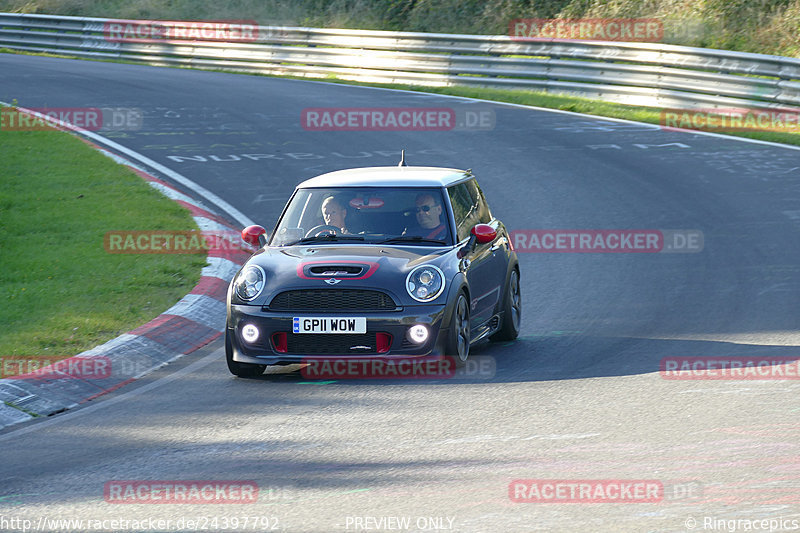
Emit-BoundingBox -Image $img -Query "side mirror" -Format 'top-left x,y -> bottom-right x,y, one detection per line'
241,225 -> 268,247
471,224 -> 496,244
458,224 -> 496,258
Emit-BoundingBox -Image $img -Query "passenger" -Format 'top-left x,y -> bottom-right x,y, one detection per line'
407,193 -> 447,240
321,196 -> 348,233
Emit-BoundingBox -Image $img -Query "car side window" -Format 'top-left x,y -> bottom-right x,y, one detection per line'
448,182 -> 476,241
466,179 -> 492,225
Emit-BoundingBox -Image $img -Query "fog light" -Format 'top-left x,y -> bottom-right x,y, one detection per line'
242,324 -> 259,343
408,325 -> 429,344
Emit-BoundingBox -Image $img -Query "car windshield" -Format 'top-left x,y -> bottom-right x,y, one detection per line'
270,187 -> 453,246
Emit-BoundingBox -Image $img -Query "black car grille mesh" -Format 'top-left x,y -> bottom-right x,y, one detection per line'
287,334 -> 378,355
267,290 -> 397,311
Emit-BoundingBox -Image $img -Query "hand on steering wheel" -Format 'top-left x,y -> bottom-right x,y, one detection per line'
305,224 -> 341,237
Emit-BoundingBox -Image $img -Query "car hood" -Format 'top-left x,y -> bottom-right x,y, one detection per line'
236,244 -> 453,306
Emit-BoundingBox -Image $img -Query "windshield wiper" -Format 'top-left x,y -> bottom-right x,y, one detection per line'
376,236 -> 447,245
289,234 -> 366,245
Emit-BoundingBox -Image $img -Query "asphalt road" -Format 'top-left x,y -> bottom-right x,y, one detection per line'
1,53 -> 799,532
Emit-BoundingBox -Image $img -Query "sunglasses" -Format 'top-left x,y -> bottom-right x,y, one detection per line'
414,205 -> 437,213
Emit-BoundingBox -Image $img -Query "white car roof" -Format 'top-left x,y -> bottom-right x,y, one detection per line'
297,166 -> 471,189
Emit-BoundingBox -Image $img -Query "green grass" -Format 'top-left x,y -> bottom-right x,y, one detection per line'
4,401 -> 39,417
0,115 -> 206,356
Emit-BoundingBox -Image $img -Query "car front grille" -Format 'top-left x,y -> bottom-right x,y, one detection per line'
267,290 -> 397,311
287,333 -> 380,355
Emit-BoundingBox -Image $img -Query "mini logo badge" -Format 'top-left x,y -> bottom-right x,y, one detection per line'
325,278 -> 341,285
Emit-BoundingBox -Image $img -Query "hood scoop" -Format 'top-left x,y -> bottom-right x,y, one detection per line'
306,264 -> 366,277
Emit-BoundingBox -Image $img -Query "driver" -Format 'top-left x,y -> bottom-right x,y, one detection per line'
321,196 -> 348,233
408,193 -> 447,240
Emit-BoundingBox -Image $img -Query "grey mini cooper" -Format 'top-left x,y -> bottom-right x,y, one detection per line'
226,163 -> 521,377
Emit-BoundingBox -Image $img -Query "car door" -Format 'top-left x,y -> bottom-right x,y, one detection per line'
447,180 -> 506,331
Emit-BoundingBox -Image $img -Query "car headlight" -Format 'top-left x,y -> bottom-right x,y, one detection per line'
405,264 -> 445,302
234,265 -> 266,301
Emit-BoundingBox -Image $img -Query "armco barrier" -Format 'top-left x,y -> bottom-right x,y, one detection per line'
2,13 -> 800,110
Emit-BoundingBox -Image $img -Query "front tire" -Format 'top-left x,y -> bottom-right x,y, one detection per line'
445,291 -> 470,364
491,268 -> 521,342
226,330 -> 266,378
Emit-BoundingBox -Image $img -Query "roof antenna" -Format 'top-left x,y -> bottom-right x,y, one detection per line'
398,149 -> 407,167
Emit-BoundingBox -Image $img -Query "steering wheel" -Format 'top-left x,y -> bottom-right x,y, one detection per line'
305,224 -> 341,237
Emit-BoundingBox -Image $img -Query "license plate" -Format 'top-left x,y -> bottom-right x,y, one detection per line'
293,317 -> 366,334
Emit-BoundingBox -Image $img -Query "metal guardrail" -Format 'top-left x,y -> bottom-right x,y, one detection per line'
2,12 -> 800,110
